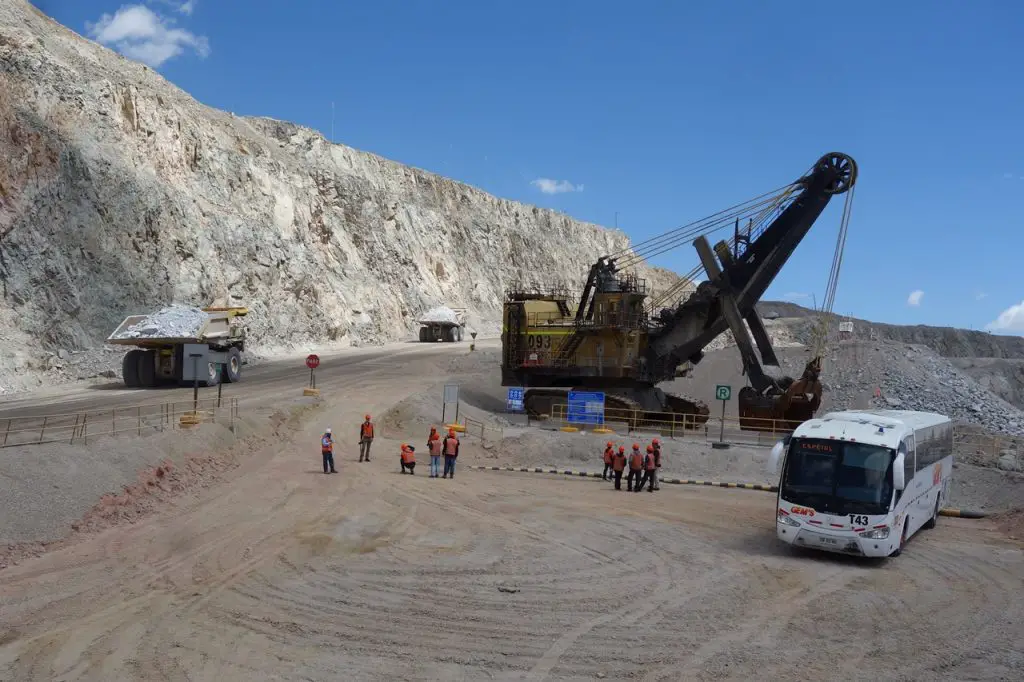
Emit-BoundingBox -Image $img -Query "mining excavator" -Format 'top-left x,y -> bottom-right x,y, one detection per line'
500,152 -> 857,432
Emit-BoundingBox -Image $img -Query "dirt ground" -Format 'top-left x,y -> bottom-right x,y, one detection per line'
1,343 -> 1023,680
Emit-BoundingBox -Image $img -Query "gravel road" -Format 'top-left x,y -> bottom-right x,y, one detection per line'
1,342 -> 1022,680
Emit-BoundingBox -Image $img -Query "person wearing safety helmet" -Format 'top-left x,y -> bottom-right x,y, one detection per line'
602,441 -> 615,481
321,427 -> 337,474
441,427 -> 460,479
636,445 -> 657,493
427,426 -> 443,478
611,446 -> 627,490
358,414 -> 375,462
651,438 -> 663,490
627,443 -> 644,492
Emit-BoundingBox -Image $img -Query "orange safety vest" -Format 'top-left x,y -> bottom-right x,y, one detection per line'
629,450 -> 643,470
603,447 -> 614,465
428,438 -> 443,456
361,422 -> 374,439
612,453 -> 626,472
645,453 -> 656,471
444,436 -> 459,456
401,445 -> 415,464
321,435 -> 333,452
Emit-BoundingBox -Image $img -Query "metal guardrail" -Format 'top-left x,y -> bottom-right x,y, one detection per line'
545,404 -> 1019,456
0,397 -> 240,448
455,416 -> 503,448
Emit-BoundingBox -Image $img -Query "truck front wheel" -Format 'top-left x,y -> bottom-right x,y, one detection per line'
122,350 -> 141,387
137,350 -> 157,387
223,347 -> 242,383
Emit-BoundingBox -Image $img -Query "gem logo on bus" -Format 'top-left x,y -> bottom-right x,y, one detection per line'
789,506 -> 815,517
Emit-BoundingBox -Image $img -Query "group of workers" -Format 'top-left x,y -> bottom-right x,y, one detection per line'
319,415 -> 461,479
601,438 -> 662,492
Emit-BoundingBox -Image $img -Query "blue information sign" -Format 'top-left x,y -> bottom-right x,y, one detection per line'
506,387 -> 525,412
567,391 -> 605,425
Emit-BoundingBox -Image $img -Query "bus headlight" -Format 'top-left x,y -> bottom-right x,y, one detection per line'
777,510 -> 800,527
858,526 -> 890,540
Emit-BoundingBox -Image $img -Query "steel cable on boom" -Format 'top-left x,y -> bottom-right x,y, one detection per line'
610,184 -> 798,268
812,184 -> 856,358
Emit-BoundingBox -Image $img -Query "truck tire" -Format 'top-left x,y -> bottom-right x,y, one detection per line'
419,326 -> 428,342
446,326 -> 456,342
223,347 -> 242,383
122,350 -> 141,387
454,326 -> 462,342
137,350 -> 157,387
203,360 -> 221,387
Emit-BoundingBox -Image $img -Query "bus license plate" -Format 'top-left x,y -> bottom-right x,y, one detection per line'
818,537 -> 838,545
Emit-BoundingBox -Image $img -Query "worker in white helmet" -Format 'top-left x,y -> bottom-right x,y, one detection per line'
321,427 -> 337,474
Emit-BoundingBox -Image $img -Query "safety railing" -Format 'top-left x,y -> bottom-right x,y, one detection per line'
455,416 -> 503,448
0,397 -> 240,448
544,403 -> 1022,457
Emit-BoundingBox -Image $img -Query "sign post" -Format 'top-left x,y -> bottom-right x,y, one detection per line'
189,352 -> 203,413
714,384 -> 731,449
442,383 -> 460,426
567,391 -> 605,432
506,387 -> 525,413
304,354 -> 321,396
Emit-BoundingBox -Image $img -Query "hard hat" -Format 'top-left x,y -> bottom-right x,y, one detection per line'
652,438 -> 660,445
646,445 -> 654,453
365,414 -> 371,420
632,443 -> 639,449
325,428 -> 332,434
606,441 -> 613,447
618,446 -> 625,452
448,428 -> 455,436
430,425 -> 437,431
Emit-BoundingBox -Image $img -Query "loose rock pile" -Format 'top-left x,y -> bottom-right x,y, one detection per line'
110,306 -> 208,340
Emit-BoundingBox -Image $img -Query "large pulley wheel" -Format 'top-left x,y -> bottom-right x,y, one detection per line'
817,152 -> 857,194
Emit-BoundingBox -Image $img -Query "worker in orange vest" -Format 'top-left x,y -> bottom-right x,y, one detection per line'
400,443 -> 416,474
442,428 -> 460,479
627,444 -> 644,492
636,445 -> 657,493
321,427 -> 337,474
358,414 -> 375,462
602,441 -> 614,480
651,438 -> 663,491
611,446 -> 627,490
427,426 -> 443,478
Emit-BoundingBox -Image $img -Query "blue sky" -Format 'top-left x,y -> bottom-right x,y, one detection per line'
35,1 -> 1024,334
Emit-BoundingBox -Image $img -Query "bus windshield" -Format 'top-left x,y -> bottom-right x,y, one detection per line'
780,438 -> 895,516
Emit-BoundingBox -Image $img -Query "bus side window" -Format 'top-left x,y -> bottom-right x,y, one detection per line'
899,440 -> 913,489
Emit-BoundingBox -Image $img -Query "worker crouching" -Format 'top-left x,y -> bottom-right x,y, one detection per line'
400,443 -> 416,474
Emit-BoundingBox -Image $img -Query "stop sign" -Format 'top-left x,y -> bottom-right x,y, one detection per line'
305,354 -> 320,369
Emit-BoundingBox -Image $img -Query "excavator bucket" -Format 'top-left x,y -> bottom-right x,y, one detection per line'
737,357 -> 822,433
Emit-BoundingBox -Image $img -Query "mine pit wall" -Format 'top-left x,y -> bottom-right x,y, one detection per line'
0,3 -> 677,364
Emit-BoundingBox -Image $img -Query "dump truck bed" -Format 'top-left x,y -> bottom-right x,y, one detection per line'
106,307 -> 247,346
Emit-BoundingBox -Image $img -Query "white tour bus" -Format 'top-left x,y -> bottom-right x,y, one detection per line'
768,409 -> 953,558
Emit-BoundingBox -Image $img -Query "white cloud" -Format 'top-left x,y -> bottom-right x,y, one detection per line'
907,290 -> 924,306
985,301 -> 1024,333
86,4 -> 210,68
531,178 -> 584,195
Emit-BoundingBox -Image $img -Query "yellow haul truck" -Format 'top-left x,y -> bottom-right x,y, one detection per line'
106,306 -> 248,388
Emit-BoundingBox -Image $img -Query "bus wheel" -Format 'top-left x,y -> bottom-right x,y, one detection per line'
923,498 -> 939,530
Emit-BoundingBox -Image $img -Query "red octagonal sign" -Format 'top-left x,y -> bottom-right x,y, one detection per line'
305,354 -> 320,369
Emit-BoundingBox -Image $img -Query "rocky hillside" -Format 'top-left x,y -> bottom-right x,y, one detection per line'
0,1 -> 679,393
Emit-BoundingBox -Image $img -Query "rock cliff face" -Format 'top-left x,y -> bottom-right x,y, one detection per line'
0,0 -> 679,388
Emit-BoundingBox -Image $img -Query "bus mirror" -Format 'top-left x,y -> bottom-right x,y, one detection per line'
768,439 -> 785,476
893,452 -> 906,490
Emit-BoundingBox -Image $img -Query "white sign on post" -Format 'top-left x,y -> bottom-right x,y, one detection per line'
443,383 -> 459,404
